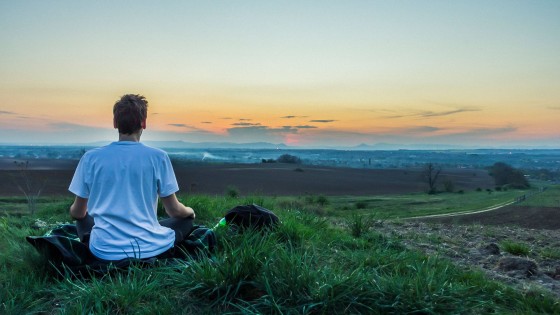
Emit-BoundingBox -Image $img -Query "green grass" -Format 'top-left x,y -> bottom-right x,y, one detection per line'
325,188 -> 532,219
0,196 -> 72,217
501,240 -> 531,256
1,193 -> 559,314
540,247 -> 560,260
517,185 -> 560,207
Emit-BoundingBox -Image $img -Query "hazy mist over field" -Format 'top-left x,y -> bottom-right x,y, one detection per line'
1,145 -> 559,176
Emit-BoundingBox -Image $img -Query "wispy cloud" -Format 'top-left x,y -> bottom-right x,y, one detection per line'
454,126 -> 517,136
380,107 -> 480,119
228,126 -> 297,133
281,125 -> 317,129
310,119 -> 336,123
232,122 -> 261,126
201,121 -> 212,124
281,115 -> 308,119
405,126 -> 442,133
238,118 -> 252,121
547,106 -> 560,110
0,110 -> 16,115
420,108 -> 480,117
168,123 -> 209,132
226,125 -> 298,142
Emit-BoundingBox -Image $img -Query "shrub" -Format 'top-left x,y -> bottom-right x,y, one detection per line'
303,204 -> 327,216
349,214 -> 368,238
316,195 -> 329,206
226,185 -> 239,198
12,160 -> 46,215
443,180 -> 455,193
501,240 -> 530,256
488,162 -> 530,189
540,247 -> 560,259
355,201 -> 368,209
277,154 -> 301,164
303,194 -> 328,206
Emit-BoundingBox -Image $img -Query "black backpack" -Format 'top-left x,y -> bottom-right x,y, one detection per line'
224,204 -> 279,230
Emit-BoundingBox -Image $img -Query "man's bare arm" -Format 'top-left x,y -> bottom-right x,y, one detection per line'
70,196 -> 88,220
161,194 -> 195,219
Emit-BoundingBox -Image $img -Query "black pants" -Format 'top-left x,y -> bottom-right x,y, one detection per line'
75,213 -> 194,245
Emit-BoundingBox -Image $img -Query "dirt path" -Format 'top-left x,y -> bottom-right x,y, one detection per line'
407,199 -> 517,220
408,188 -> 547,220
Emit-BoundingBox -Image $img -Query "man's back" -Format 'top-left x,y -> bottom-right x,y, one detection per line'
69,141 -> 178,260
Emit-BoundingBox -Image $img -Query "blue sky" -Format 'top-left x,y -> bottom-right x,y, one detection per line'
1,1 -> 559,147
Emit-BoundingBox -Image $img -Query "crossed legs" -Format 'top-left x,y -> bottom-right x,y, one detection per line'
75,213 -> 193,244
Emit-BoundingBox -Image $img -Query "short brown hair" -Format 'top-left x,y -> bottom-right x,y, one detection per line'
113,94 -> 148,134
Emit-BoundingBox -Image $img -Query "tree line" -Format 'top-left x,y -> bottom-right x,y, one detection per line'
423,161 -> 530,194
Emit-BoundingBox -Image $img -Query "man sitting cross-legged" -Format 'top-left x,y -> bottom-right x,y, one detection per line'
69,94 -> 195,261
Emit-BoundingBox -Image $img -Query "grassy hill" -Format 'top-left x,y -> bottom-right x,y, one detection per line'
1,192 -> 559,314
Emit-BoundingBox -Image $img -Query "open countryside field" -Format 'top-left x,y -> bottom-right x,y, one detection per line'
0,158 -> 495,196
420,185 -> 560,229
2,159 -> 560,313
1,158 -> 555,229
325,189 -> 529,219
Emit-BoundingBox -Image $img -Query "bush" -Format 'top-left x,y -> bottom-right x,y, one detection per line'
316,195 -> 329,206
226,185 -> 239,198
501,240 -> 530,256
303,194 -> 329,206
349,214 -> 368,238
488,162 -> 530,189
443,180 -> 455,193
277,154 -> 301,164
355,201 -> 368,209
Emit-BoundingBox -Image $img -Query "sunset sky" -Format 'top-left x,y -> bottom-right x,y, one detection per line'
1,1 -> 559,148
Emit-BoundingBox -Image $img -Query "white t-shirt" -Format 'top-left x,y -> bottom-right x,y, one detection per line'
69,141 -> 178,260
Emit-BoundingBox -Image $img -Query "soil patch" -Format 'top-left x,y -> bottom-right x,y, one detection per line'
0,158 -> 495,197
374,220 -> 560,299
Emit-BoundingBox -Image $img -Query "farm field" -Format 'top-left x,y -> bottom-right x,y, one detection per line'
421,185 -> 560,229
0,158 -> 494,197
2,159 -> 560,313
